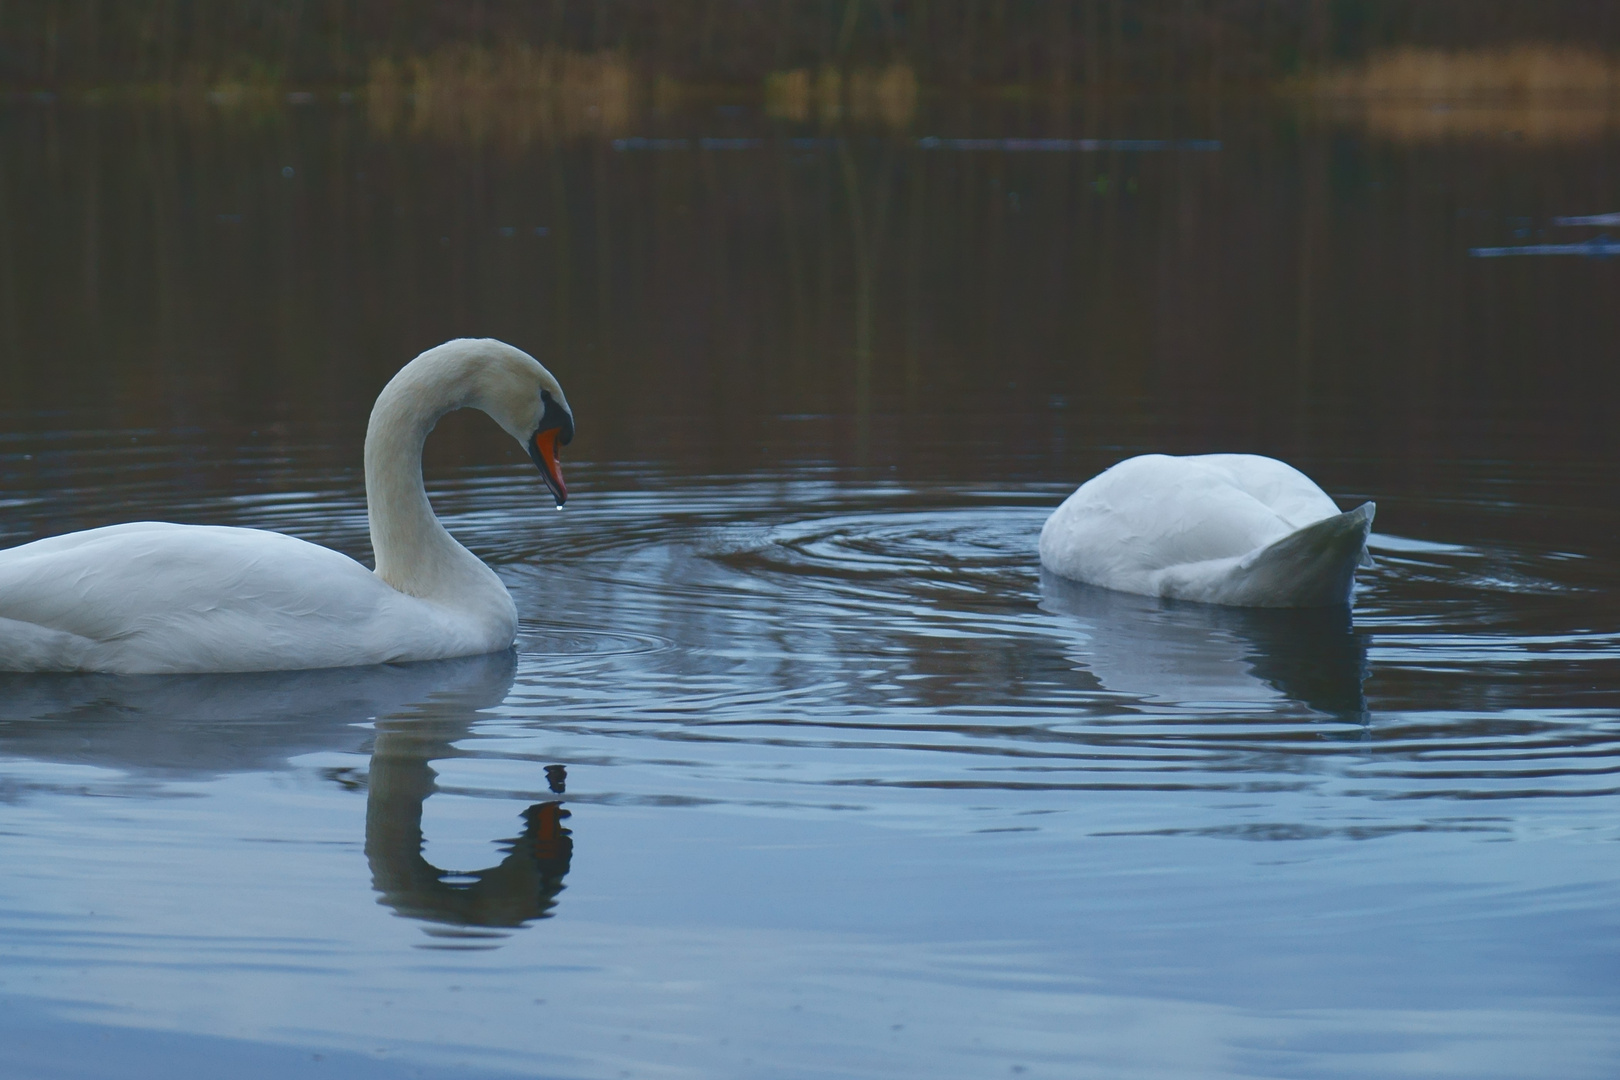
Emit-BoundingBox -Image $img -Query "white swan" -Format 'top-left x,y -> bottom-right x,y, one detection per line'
0,338 -> 574,673
1038,454 -> 1374,608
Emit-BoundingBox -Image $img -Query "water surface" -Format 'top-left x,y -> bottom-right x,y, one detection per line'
1,99 -> 1619,1079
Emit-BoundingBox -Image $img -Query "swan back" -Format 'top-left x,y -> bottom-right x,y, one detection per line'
1039,454 -> 1372,608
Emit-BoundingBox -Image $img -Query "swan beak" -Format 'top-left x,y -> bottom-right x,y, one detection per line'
529,429 -> 567,506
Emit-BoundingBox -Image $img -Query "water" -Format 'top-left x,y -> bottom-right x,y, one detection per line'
2,99 -> 1620,1079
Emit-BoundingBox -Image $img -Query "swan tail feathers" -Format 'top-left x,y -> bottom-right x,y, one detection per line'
1223,502 -> 1376,608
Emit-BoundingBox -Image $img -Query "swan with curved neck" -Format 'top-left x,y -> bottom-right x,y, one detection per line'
0,338 -> 574,674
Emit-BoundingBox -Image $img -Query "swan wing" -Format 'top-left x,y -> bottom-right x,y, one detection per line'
0,522 -> 482,673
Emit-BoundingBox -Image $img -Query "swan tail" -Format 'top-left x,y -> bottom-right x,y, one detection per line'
1222,502 -> 1376,608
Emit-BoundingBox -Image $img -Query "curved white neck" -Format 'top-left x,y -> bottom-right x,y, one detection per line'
363,352 -> 498,603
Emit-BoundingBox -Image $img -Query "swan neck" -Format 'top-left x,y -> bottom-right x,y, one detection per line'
363,361 -> 475,597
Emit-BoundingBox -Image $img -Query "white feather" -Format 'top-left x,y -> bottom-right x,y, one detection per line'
1038,454 -> 1374,608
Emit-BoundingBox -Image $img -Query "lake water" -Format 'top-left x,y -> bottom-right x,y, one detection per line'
2,97 -> 1619,1079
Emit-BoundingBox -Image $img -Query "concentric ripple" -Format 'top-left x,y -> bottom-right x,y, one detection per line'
516,624 -> 672,657
3,448 -> 1618,838
402,470 -> 1620,837
708,505 -> 1040,596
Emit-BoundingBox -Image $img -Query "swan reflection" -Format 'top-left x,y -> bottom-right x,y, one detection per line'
0,651 -> 572,940
1040,570 -> 1369,716
368,718 -> 573,941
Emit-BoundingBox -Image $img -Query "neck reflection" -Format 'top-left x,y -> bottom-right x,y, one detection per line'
366,716 -> 573,943
0,650 -> 574,944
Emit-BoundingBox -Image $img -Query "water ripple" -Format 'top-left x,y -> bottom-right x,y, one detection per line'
3,454 -> 1618,838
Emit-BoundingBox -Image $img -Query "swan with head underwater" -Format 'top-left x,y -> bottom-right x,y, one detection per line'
0,338 -> 574,673
1039,453 -> 1375,608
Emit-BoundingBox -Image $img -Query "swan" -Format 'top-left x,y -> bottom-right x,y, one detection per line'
1038,454 -> 1374,608
0,338 -> 574,673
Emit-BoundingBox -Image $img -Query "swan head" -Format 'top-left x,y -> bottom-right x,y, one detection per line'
455,339 -> 575,506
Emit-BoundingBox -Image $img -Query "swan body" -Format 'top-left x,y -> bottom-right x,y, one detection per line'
0,338 -> 574,674
1038,454 -> 1374,608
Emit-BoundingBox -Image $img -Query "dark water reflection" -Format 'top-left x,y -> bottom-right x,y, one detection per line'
0,655 -> 501,779
2,100 -> 1620,1078
367,746 -> 573,941
366,673 -> 575,941
5,100 -> 1620,478
0,652 -> 574,940
1040,571 -> 1372,717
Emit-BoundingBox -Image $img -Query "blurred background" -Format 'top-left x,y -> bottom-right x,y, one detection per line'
5,1 -> 1620,96
3,1 -> 1619,491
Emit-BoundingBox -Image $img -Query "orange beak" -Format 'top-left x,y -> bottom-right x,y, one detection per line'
530,428 -> 567,505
